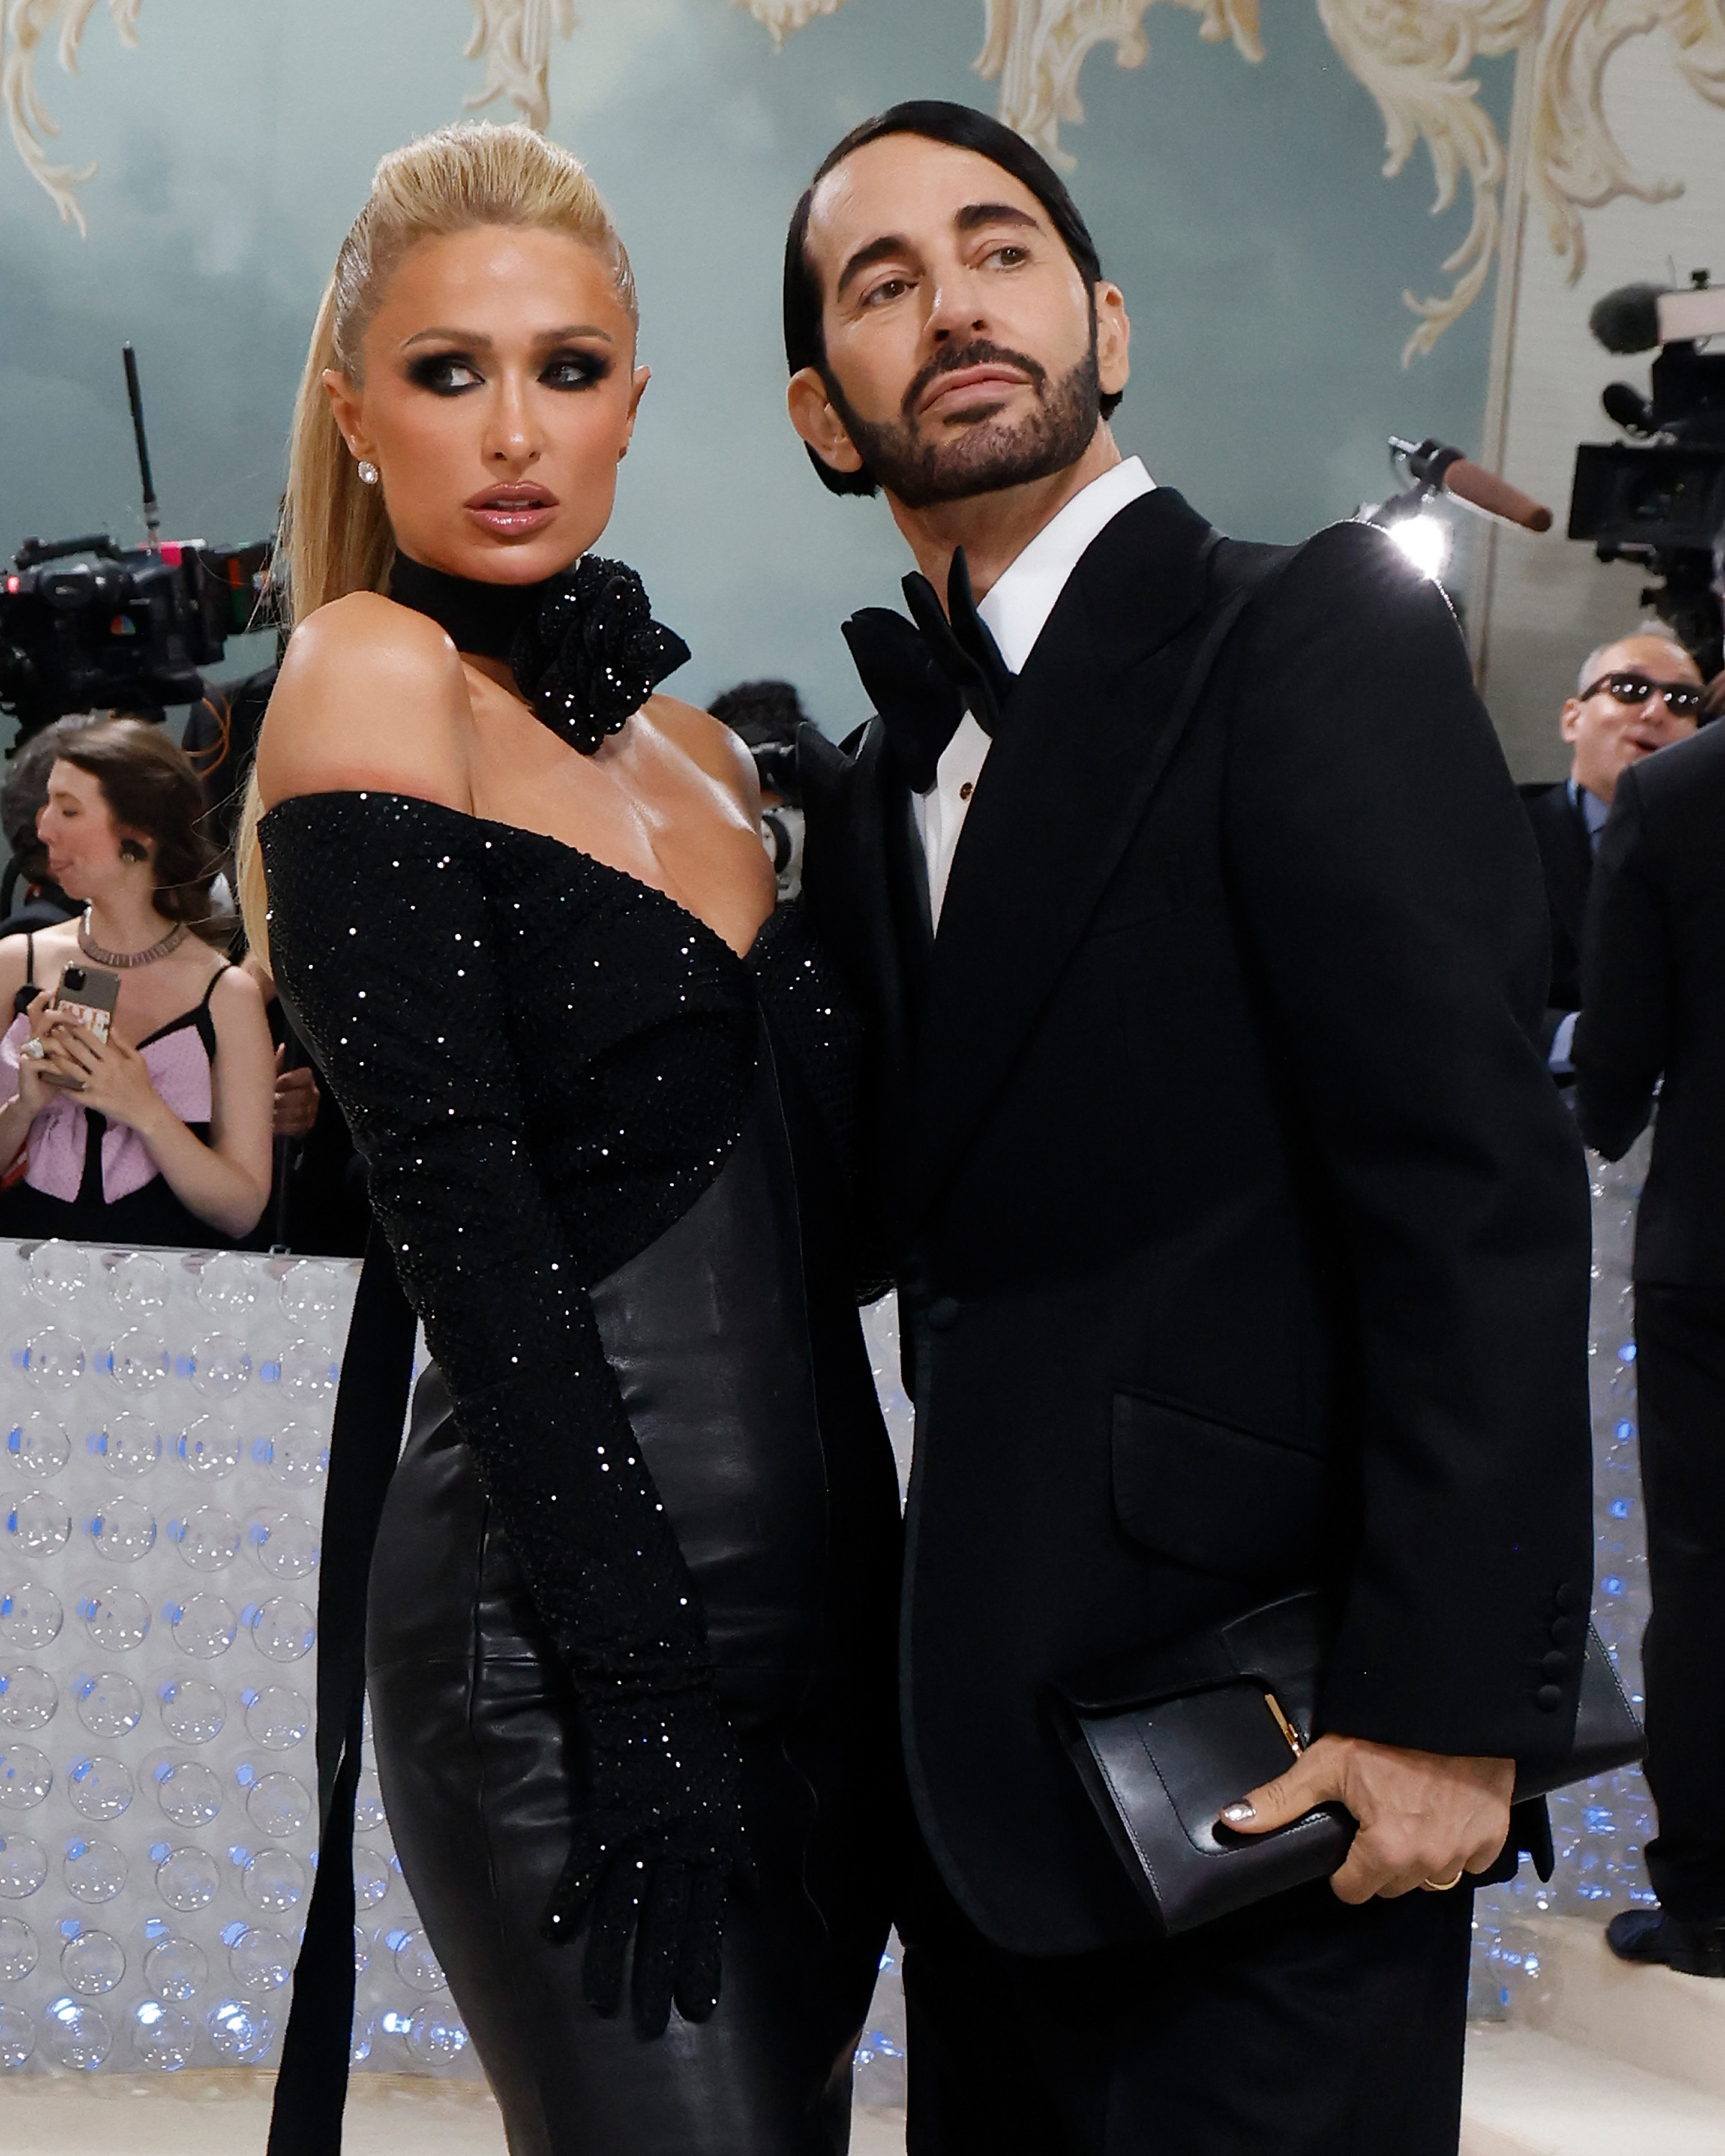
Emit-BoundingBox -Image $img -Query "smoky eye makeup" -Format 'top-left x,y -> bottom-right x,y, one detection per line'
540,347 -> 612,390
405,350 -> 484,395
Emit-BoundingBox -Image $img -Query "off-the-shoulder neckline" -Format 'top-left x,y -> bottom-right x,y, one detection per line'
260,789 -> 754,965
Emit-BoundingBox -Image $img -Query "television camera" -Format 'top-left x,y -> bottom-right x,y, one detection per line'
1570,271 -> 1725,678
0,346 -> 274,746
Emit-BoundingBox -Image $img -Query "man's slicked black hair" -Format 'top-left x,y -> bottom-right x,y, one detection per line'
783,100 -> 1121,499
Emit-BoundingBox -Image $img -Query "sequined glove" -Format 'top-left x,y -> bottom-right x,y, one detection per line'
545,1680 -> 746,2036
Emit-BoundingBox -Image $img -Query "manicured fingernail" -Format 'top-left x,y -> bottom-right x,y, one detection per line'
1220,1802 -> 1256,1825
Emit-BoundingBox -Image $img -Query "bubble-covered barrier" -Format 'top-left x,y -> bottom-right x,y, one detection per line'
0,1238 -> 475,2081
1470,1132 -> 1657,2017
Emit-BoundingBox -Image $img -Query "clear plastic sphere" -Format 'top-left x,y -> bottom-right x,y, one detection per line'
0,1578 -> 63,1648
60,1927 -> 124,1994
228,1925 -> 293,1991
170,1593 -> 236,1659
156,1761 -> 222,1828
66,1756 -> 132,1823
354,1845 -> 391,1909
353,1926 -> 369,1976
196,1252 -> 257,1317
106,1331 -> 169,1394
6,1411 -> 70,1479
249,1595 -> 314,1664
174,1418 -> 239,1480
0,1913 -> 37,1980
169,1505 -> 240,1570
63,1837 -> 126,1903
263,1421 -> 329,1491
0,1835 -> 46,1898
142,1932 -> 206,1999
189,1336 -> 252,1398
277,1340 -> 339,1406
392,1927 -> 447,1994
0,1744 -> 51,1810
277,1263 -> 345,1331
405,2001 -> 469,2065
246,1772 -> 310,1840
243,1685 -> 307,1751
354,1773 -> 385,1835
108,1252 -> 169,1317
349,2010 -> 373,2065
101,1411 -> 163,1478
155,1845 -> 220,1912
80,1584 -> 152,1653
75,1671 -> 142,1738
206,1994 -> 272,2062
87,1493 -> 156,1564
42,1994 -> 111,2069
242,1846 -> 306,1915
27,1243 -> 89,1307
6,1492 -> 70,1557
0,1999 -> 34,2068
22,1329 -> 84,1391
249,1511 -> 319,1580
131,1996 -> 196,2069
158,1679 -> 225,1745
0,1665 -> 55,1730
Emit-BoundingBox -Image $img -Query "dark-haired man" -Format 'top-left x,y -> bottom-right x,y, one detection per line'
786,101 -> 1593,2152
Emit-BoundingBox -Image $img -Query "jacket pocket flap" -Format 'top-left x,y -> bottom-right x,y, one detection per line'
1110,1393 -> 1324,1580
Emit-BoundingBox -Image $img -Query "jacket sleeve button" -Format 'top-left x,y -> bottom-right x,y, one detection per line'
1542,1649 -> 1568,1677
1535,1682 -> 1563,1710
1554,1584 -> 1579,1614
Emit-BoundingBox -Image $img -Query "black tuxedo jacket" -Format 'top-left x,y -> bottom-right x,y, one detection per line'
1519,780 -> 1593,1055
1575,722 -> 1725,1285
800,489 -> 1594,1957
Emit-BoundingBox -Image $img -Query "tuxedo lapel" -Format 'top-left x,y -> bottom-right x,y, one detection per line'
896,489 -> 1225,1237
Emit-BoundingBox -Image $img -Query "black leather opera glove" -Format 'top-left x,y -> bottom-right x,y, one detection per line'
259,789 -> 746,2033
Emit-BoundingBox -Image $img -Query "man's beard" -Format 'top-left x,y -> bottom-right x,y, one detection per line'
827,335 -> 1103,510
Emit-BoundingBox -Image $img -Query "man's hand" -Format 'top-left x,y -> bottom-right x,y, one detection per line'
273,1046 -> 320,1141
1220,1734 -> 1514,1903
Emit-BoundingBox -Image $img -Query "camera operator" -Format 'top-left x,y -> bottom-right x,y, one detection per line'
0,719 -> 274,1248
712,678 -> 806,901
1575,703 -> 1725,1978
1520,630 -> 1703,1081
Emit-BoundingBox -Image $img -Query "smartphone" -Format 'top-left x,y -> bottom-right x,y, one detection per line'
40,962 -> 121,1089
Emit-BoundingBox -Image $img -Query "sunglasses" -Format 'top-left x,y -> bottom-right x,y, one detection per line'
1579,671 -> 1706,719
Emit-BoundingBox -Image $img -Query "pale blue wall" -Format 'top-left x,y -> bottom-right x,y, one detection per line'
0,0 -> 1507,737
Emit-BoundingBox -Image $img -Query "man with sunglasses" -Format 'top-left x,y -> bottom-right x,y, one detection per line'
1522,632 -> 1703,1080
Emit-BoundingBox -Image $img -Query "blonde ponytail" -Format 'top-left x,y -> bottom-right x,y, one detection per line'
237,119 -> 637,966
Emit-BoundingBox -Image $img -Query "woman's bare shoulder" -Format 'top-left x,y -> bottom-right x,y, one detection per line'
647,695 -> 761,814
257,594 -> 469,810
207,958 -> 270,1035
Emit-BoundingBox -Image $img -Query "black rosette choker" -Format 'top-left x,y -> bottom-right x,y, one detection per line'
388,552 -> 691,757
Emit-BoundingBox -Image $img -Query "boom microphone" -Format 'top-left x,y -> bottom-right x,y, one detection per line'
1589,284 -> 1668,356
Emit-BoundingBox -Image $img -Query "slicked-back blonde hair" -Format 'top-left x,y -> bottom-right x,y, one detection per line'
239,121 -> 635,959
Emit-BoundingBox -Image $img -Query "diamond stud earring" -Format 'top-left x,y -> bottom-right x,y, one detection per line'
356,459 -> 379,486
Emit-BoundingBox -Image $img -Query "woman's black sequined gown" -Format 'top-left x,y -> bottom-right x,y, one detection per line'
259,792 -> 901,2156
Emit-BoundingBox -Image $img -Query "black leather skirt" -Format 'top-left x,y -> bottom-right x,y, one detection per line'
365,1064 -> 900,2156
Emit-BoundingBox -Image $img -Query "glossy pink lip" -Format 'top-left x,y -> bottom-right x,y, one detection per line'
464,484 -> 559,538
919,365 -> 1030,418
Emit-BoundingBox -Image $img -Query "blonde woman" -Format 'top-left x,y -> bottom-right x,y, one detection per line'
245,124 -> 899,2154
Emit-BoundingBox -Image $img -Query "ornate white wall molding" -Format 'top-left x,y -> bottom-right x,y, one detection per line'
7,0 -> 1725,359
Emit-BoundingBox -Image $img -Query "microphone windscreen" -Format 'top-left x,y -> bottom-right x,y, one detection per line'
1589,283 -> 1668,354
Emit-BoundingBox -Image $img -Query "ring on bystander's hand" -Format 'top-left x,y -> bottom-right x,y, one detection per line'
21,1036 -> 45,1061
1420,1869 -> 1466,1892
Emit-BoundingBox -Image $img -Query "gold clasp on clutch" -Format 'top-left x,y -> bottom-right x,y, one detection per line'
1262,1690 -> 1305,1758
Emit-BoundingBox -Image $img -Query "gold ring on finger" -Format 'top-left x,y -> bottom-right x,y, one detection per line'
1420,1869 -> 1466,1892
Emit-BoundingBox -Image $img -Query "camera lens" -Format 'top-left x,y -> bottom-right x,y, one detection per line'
62,967 -> 86,993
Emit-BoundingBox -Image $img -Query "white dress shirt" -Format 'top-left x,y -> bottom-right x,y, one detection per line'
913,456 -> 1156,926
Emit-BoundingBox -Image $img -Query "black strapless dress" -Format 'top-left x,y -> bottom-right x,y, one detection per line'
259,793 -> 901,2156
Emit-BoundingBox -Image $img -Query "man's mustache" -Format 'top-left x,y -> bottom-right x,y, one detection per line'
901,340 -> 1048,420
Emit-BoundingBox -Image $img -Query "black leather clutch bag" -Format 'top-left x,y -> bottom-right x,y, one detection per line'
1052,1590 -> 1643,1938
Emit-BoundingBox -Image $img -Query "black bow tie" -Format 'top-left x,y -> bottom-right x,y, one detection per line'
842,549 -> 1016,794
